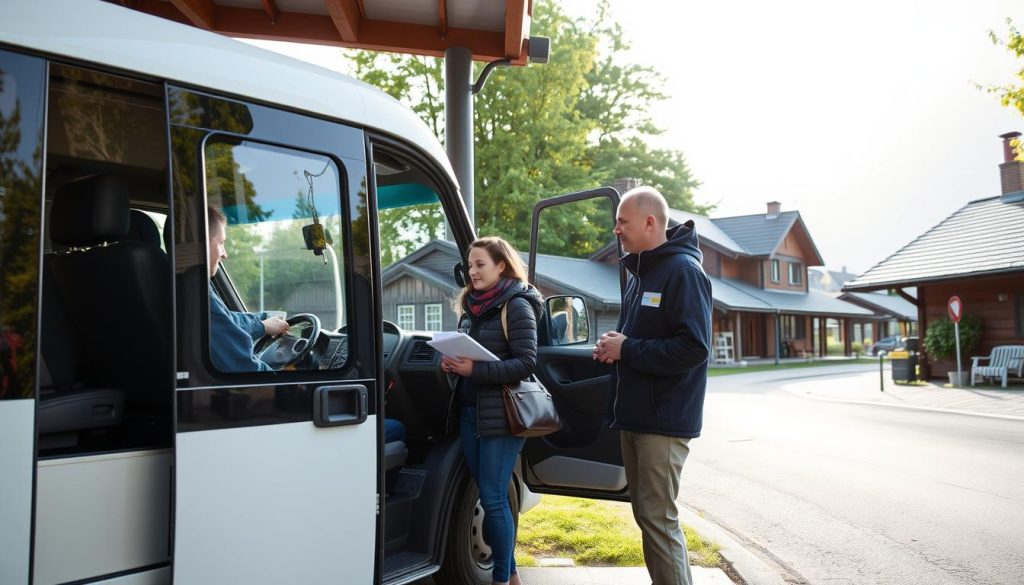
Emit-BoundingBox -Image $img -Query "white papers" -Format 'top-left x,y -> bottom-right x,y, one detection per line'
427,332 -> 500,361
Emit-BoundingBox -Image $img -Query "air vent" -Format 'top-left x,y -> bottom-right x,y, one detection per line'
407,340 -> 436,363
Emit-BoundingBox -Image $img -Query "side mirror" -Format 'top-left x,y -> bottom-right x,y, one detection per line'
546,296 -> 589,346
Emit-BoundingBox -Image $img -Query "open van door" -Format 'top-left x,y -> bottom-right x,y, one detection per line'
522,187 -> 630,501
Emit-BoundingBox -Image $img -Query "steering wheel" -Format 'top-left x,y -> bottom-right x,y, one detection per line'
254,313 -> 322,370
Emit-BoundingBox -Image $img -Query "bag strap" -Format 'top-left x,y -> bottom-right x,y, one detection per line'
499,301 -> 538,385
500,302 -> 509,342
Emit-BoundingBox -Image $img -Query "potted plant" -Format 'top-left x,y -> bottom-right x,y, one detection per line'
923,314 -> 982,386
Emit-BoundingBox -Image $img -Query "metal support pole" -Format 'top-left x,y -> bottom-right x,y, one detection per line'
445,47 -> 474,229
774,312 -> 781,366
879,352 -> 885,392
954,321 -> 962,388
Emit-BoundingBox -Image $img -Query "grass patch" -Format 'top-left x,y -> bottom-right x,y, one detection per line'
515,495 -> 720,568
708,357 -> 876,377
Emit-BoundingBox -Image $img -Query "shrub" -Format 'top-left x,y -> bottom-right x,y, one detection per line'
923,315 -> 982,367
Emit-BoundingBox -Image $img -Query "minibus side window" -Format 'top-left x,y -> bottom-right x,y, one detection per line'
203,138 -> 349,373
0,50 -> 45,400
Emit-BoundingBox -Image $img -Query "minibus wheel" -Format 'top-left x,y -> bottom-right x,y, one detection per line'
438,476 -> 519,585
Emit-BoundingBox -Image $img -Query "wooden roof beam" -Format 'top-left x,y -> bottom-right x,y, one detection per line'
438,0 -> 448,37
324,0 -> 362,42
504,0 -> 528,60
260,0 -> 279,24
170,0 -> 216,30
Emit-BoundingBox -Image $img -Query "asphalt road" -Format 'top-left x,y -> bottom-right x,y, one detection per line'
682,365 -> 1024,585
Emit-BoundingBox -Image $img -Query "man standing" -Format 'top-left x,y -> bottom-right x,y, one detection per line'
593,186 -> 712,585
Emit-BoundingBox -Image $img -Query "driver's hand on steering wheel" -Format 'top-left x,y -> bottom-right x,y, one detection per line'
262,317 -> 290,337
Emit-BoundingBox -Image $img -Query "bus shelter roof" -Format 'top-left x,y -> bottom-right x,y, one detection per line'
121,0 -> 533,63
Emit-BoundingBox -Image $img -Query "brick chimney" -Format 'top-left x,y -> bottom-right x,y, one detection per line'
999,131 -> 1024,198
612,177 -> 642,196
766,201 -> 781,219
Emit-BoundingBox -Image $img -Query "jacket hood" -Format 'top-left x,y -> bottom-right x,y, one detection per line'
621,219 -> 703,274
502,282 -> 545,321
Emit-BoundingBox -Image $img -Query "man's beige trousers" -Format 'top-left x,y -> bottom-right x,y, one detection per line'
621,430 -> 692,585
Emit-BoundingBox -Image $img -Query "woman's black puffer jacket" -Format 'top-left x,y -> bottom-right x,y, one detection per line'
457,282 -> 544,436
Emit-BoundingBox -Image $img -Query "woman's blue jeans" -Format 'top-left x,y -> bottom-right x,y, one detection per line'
460,406 -> 526,582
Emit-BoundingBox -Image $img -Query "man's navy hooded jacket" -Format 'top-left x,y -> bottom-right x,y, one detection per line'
609,220 -> 712,438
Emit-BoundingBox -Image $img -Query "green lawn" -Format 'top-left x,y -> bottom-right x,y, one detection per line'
708,357 -> 877,377
515,495 -> 720,568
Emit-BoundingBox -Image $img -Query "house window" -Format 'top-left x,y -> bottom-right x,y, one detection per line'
397,305 -> 415,330
788,262 -> 803,285
424,303 -> 443,332
771,259 -> 780,283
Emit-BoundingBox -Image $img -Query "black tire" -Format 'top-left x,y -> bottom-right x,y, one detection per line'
437,476 -> 520,585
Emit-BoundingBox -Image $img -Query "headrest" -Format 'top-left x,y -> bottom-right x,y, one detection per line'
51,175 -> 131,247
126,210 -> 161,248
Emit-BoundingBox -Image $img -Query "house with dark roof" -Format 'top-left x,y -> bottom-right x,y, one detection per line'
844,132 -> 1024,379
384,201 -> 880,361
838,291 -> 918,339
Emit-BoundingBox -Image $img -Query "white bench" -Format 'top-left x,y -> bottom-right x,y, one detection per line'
970,345 -> 1024,388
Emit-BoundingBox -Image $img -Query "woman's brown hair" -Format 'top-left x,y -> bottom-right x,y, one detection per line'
452,236 -> 529,313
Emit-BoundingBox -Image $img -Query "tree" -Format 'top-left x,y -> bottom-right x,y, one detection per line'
989,19 -> 1024,156
348,0 -> 704,259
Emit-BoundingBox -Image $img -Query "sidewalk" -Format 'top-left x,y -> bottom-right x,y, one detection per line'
518,565 -> 733,584
781,368 -> 1024,419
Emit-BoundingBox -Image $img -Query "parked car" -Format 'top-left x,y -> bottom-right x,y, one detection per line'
870,335 -> 917,355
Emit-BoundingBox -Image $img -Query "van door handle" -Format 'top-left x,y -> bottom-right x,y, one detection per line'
313,385 -> 368,427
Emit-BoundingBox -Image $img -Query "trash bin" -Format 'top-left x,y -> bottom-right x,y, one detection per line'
890,350 -> 918,382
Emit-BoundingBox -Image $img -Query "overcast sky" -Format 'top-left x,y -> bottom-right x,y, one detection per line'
253,0 -> 1024,275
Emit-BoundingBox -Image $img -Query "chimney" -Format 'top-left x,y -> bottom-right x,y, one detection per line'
766,201 -> 781,219
999,131 -> 1024,199
613,177 -> 642,196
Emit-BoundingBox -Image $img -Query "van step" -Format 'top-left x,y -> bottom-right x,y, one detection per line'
382,551 -> 431,578
392,468 -> 427,499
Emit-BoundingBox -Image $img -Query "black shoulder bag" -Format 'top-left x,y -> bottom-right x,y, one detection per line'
499,303 -> 562,437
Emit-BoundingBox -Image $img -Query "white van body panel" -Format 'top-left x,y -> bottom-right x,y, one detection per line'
174,418 -> 376,585
34,450 -> 172,585
0,0 -> 457,188
0,400 -> 33,585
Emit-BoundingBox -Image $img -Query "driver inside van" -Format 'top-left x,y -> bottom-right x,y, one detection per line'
207,206 -> 290,372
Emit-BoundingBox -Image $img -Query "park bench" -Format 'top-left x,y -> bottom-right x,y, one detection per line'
970,345 -> 1024,388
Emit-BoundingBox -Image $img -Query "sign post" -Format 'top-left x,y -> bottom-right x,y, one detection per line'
948,296 -> 963,387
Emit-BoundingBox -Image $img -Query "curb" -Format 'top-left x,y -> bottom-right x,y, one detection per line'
677,503 -> 789,585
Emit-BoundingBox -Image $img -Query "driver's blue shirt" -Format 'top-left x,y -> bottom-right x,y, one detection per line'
209,289 -> 272,372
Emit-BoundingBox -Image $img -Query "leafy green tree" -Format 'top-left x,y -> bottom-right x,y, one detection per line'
349,0 -> 703,258
988,19 -> 1024,155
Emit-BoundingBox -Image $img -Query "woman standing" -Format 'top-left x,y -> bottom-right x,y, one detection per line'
442,237 -> 543,585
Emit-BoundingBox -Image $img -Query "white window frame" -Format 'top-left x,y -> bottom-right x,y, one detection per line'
770,259 -> 780,283
397,304 -> 416,330
424,303 -> 443,332
788,262 -> 802,285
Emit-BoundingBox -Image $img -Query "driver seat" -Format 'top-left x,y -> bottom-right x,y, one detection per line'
48,174 -> 173,413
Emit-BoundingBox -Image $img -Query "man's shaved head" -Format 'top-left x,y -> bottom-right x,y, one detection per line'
621,187 -> 669,231
614,186 -> 670,254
